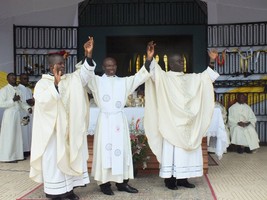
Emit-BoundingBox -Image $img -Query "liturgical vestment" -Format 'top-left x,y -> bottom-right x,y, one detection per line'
18,83 -> 33,152
30,64 -> 90,195
145,59 -> 219,178
0,84 -> 30,162
228,102 -> 259,150
80,60 -> 150,184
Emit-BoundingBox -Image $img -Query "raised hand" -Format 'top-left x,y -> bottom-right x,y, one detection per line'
53,65 -> 61,86
84,36 -> 94,58
147,41 -> 156,60
208,49 -> 218,61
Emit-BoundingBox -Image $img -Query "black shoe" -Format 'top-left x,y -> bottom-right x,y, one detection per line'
100,182 -> 114,195
17,157 -> 27,161
24,151 -> 30,157
237,146 -> 244,154
51,198 -> 62,200
65,193 -> 79,200
5,160 -> 18,163
116,183 -> 138,193
164,177 -> 178,190
177,179 -> 195,188
244,147 -> 252,154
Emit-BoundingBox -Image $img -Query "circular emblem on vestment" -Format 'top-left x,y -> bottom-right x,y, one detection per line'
102,95 -> 110,102
114,149 -> 121,156
115,101 -> 122,108
105,143 -> 112,151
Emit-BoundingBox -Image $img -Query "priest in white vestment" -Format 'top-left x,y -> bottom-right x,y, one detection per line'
30,40 -> 94,200
0,73 -> 32,163
18,73 -> 34,157
144,42 -> 219,190
80,38 -> 151,195
228,93 -> 260,154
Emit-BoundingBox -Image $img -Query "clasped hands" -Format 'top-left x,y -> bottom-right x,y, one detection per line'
13,93 -> 20,102
13,93 -> 32,114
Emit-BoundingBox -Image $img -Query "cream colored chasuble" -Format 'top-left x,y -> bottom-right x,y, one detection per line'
30,69 -> 90,183
145,60 -> 219,162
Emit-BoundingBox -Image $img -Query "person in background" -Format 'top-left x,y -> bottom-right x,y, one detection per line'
207,94 -> 230,153
30,38 -> 94,200
80,38 -> 151,196
144,41 -> 219,190
0,73 -> 32,163
228,93 -> 260,154
18,73 -> 35,157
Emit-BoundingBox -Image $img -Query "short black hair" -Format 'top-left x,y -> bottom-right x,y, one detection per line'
20,73 -> 28,77
7,72 -> 15,79
47,54 -> 63,66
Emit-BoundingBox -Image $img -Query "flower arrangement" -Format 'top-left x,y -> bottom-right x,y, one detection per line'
129,117 -> 150,170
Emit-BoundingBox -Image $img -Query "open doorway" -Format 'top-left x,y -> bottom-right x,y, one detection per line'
106,35 -> 193,76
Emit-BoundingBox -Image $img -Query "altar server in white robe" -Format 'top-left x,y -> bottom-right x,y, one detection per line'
18,73 -> 34,156
0,73 -> 32,163
144,41 -> 219,190
228,93 -> 260,154
30,40 -> 94,200
80,38 -> 151,195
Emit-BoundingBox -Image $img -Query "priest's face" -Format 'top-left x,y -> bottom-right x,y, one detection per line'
49,55 -> 65,76
102,57 -> 117,76
169,54 -> 184,72
7,73 -> 17,86
237,93 -> 247,104
20,74 -> 29,86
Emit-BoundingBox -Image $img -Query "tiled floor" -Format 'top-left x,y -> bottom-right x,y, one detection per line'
1,146 -> 267,200
208,146 -> 267,200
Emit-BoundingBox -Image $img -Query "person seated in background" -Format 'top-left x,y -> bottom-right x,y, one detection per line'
228,93 -> 260,154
